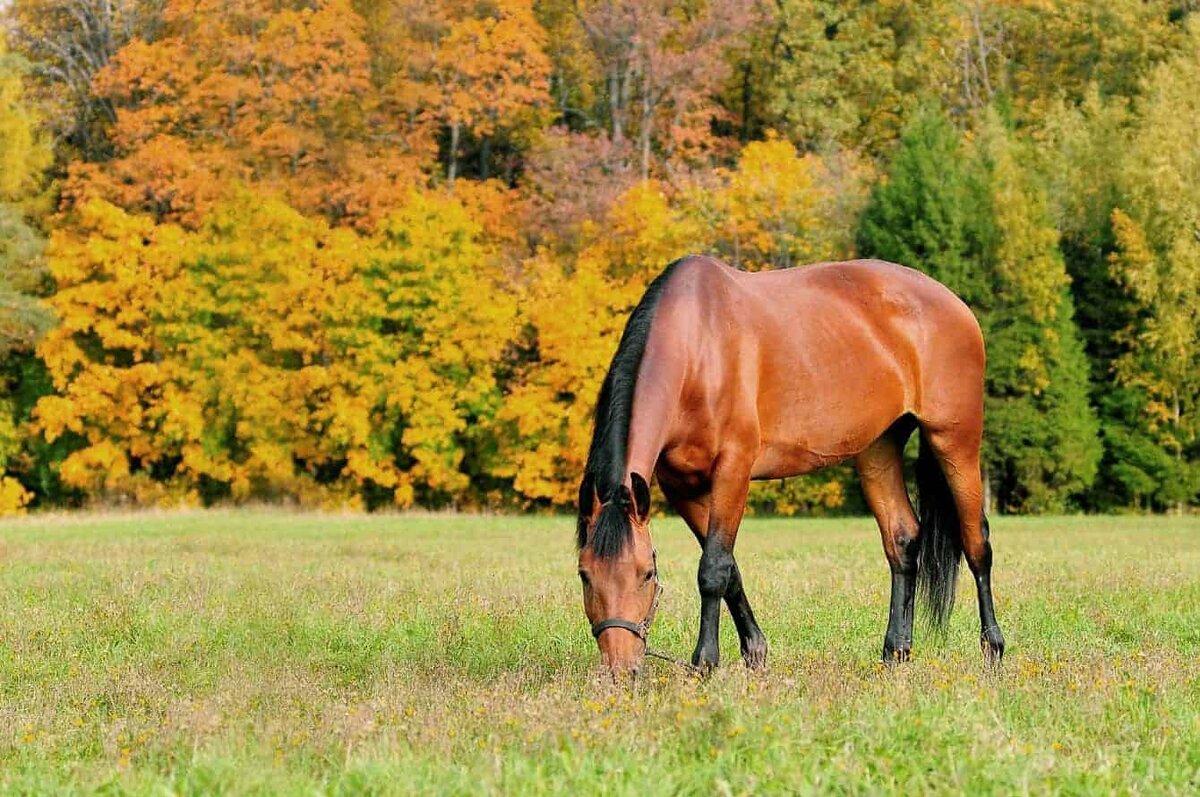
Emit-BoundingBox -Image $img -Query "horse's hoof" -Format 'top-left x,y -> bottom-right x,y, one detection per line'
741,635 -> 768,670
881,635 -> 912,665
981,626 -> 1005,666
691,645 -> 719,674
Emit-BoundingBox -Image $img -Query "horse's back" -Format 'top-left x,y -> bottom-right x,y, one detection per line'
653,256 -> 985,480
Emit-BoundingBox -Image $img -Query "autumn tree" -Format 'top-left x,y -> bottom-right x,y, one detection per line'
691,135 -> 866,271
429,0 -> 552,185
984,0 -> 1184,124
70,0 -> 419,229
538,0 -> 760,178
362,0 -> 553,186
493,179 -> 708,505
1,37 -> 54,356
34,187 -> 518,508
5,0 -> 162,160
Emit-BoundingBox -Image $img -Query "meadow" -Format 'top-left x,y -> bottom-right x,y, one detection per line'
1,511 -> 1198,795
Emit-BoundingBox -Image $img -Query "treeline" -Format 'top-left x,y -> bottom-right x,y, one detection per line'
0,0 -> 1196,515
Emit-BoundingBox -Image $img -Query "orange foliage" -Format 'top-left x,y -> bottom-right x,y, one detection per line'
70,0 -> 423,229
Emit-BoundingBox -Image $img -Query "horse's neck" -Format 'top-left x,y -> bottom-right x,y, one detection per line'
623,344 -> 687,482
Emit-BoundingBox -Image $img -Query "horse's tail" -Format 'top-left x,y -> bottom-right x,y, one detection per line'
915,431 -> 962,631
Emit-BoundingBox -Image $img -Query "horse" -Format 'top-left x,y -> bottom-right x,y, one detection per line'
575,255 -> 1005,676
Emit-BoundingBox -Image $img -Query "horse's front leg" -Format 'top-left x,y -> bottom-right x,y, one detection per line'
664,487 -> 767,670
724,557 -> 768,668
691,457 -> 755,672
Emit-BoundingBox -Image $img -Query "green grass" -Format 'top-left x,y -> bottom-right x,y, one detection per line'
1,511 -> 1198,795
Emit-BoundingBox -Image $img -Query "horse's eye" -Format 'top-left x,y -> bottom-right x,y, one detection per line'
644,569 -> 656,583
578,571 -> 590,586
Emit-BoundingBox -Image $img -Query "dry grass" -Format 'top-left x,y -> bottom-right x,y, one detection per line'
1,511 -> 1198,794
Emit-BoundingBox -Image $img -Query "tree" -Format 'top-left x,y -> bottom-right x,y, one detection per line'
1104,25 -> 1200,509
857,108 -> 992,304
493,179 -> 709,505
764,0 -> 958,154
975,112 -> 1100,512
71,0 -> 420,229
5,0 -> 162,161
540,0 -> 759,178
429,0 -> 552,185
999,0 -> 1184,126
34,185 -> 519,508
685,135 -> 867,271
362,0 -> 553,186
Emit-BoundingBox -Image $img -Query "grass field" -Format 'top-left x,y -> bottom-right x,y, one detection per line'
1,511 -> 1198,795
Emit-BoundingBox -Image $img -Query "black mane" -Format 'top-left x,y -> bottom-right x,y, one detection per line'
576,258 -> 684,557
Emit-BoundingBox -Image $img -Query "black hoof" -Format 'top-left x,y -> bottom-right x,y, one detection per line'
882,634 -> 912,665
741,634 -> 768,670
692,644 -> 719,674
981,626 -> 1005,665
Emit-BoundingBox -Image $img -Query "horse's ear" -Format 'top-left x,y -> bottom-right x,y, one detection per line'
576,473 -> 595,548
629,472 -> 651,523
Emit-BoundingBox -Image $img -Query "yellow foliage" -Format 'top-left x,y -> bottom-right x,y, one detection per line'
713,136 -> 829,271
36,187 -> 515,507
0,476 -> 31,515
748,476 -> 845,517
0,33 -> 52,203
0,401 -> 30,515
492,180 -> 704,505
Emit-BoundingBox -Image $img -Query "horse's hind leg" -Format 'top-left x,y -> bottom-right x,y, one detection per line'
857,425 -> 920,664
924,426 -> 1006,663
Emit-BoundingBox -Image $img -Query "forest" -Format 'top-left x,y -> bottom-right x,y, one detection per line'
0,0 -> 1196,515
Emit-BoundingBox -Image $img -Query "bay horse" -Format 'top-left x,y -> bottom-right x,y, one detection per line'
576,255 -> 1005,675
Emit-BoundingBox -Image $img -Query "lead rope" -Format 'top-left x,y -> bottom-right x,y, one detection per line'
639,577 -> 700,675
643,646 -> 700,673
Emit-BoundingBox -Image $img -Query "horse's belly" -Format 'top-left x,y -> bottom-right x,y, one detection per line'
750,431 -> 877,479
751,442 -> 846,479
751,398 -> 903,480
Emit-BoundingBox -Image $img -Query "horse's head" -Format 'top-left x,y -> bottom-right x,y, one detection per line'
576,472 -> 659,677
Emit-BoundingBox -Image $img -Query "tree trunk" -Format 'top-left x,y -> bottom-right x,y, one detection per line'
740,62 -> 753,143
1173,396 -> 1183,515
448,122 -> 460,188
479,136 -> 492,180
639,64 -> 654,180
609,67 -> 624,143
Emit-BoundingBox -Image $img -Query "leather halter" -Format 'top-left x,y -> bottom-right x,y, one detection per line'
589,549 -> 662,642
